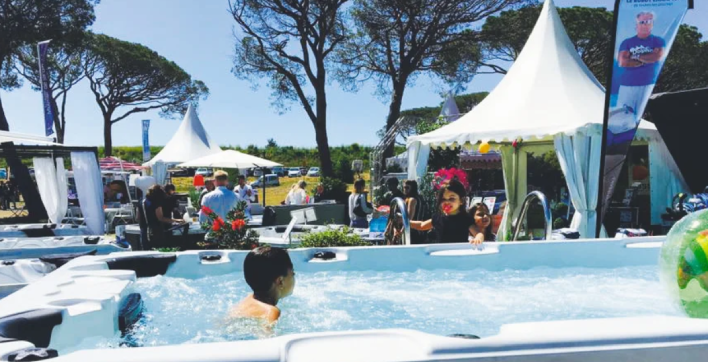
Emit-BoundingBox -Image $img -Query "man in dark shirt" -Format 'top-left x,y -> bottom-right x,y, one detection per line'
381,177 -> 404,206
163,184 -> 181,219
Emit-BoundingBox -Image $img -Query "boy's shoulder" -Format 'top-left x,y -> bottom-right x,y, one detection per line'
231,296 -> 281,323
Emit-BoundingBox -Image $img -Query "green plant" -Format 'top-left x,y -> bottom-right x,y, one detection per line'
418,172 -> 436,219
188,187 -> 200,208
316,177 -> 349,204
200,201 -> 260,250
334,157 -> 354,183
153,247 -> 180,252
297,227 -> 370,248
553,217 -> 567,230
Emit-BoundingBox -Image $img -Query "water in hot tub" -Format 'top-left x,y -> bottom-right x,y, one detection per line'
78,266 -> 681,350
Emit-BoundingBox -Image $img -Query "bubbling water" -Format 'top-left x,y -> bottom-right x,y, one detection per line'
75,266 -> 680,353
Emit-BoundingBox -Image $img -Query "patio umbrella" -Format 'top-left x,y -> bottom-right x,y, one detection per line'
177,150 -> 283,207
176,150 -> 281,169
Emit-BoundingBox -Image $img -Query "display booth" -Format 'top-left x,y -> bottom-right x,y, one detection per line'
407,0 -> 688,239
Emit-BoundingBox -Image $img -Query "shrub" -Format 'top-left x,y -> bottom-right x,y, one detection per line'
316,177 -> 349,204
188,187 -> 201,208
553,217 -> 567,230
297,227 -> 370,248
334,157 -> 354,183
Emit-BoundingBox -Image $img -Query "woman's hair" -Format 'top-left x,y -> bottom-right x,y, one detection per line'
404,180 -> 419,198
297,180 -> 307,189
354,179 -> 366,193
435,179 -> 467,212
146,184 -> 166,203
469,202 -> 494,240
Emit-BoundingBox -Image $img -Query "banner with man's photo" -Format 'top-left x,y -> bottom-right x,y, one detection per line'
597,0 -> 690,235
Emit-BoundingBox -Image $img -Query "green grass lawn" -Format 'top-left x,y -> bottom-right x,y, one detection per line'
173,173 -> 371,206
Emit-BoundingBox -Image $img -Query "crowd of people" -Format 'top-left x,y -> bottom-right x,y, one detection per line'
350,177 -> 496,245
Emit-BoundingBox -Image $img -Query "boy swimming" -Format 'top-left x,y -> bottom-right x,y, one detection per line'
230,246 -> 296,323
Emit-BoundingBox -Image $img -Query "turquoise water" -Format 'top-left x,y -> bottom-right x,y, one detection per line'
78,265 -> 681,351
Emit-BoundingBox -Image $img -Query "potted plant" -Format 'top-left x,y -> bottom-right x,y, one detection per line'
199,201 -> 260,250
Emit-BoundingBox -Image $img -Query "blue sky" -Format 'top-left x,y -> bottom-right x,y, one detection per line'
1,0 -> 706,148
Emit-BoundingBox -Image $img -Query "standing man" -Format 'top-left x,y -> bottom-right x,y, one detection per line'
381,177 -> 405,206
199,170 -> 241,223
233,175 -> 254,218
198,179 -> 215,209
617,11 -> 665,118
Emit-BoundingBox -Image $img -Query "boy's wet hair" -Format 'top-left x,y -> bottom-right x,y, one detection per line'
243,246 -> 293,293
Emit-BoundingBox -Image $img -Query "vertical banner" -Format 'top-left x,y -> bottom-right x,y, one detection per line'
37,40 -> 55,137
142,120 -> 151,162
597,0 -> 690,236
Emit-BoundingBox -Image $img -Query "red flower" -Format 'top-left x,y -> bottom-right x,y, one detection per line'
201,206 -> 214,215
231,219 -> 246,231
212,217 -> 224,231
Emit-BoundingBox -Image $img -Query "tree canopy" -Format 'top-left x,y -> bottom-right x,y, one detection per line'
13,34 -> 89,143
337,0 -> 527,160
83,33 -> 209,156
479,4 -> 708,91
229,0 -> 349,178
0,0 -> 98,130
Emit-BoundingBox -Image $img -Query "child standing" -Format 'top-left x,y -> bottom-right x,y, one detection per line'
410,179 -> 480,244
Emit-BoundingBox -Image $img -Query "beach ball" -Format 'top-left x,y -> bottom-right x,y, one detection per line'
478,142 -> 491,154
660,209 -> 708,317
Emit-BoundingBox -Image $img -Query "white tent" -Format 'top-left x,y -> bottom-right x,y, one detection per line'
177,150 -> 282,169
407,0 -> 687,239
143,104 -> 222,167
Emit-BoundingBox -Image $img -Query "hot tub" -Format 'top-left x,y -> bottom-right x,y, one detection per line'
0,236 -> 129,261
0,224 -> 89,238
2,237 -> 708,362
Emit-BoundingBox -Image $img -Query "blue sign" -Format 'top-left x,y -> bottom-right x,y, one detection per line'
142,120 -> 150,162
37,40 -> 55,137
598,0 -> 690,236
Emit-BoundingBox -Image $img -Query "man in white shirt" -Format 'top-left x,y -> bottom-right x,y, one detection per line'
199,170 -> 241,223
233,175 -> 254,218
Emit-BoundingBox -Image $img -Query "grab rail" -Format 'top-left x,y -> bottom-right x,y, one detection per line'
389,197 -> 411,246
511,191 -> 552,241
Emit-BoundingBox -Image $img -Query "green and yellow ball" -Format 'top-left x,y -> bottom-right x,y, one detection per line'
660,209 -> 708,317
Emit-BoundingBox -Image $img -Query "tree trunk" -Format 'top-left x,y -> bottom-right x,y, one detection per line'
0,95 -> 49,222
382,81 -> 407,161
103,114 -> 113,157
314,90 -> 333,177
51,97 -> 64,144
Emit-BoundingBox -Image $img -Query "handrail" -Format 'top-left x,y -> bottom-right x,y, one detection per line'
389,197 -> 411,245
511,191 -> 552,241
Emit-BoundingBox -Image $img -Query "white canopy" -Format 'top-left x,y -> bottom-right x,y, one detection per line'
143,104 -> 221,166
407,1 -> 658,149
0,131 -> 58,145
177,150 -> 282,169
407,0 -> 686,239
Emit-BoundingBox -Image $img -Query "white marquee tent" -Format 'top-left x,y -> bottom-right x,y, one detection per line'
143,104 -> 222,167
407,0 -> 687,239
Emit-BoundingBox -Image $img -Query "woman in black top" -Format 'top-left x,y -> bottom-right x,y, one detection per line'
143,185 -> 184,248
410,179 -> 479,244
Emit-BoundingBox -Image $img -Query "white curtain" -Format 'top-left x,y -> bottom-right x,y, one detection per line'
498,146 -> 527,241
33,158 -> 63,224
153,161 -> 168,185
71,152 -> 105,235
553,132 -> 602,238
406,141 -> 431,181
649,136 -> 689,225
55,158 -> 68,224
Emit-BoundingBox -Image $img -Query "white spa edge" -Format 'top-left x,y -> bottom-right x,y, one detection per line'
4,236 -> 708,362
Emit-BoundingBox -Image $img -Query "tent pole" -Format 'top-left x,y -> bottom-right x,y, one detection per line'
261,166 -> 266,207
